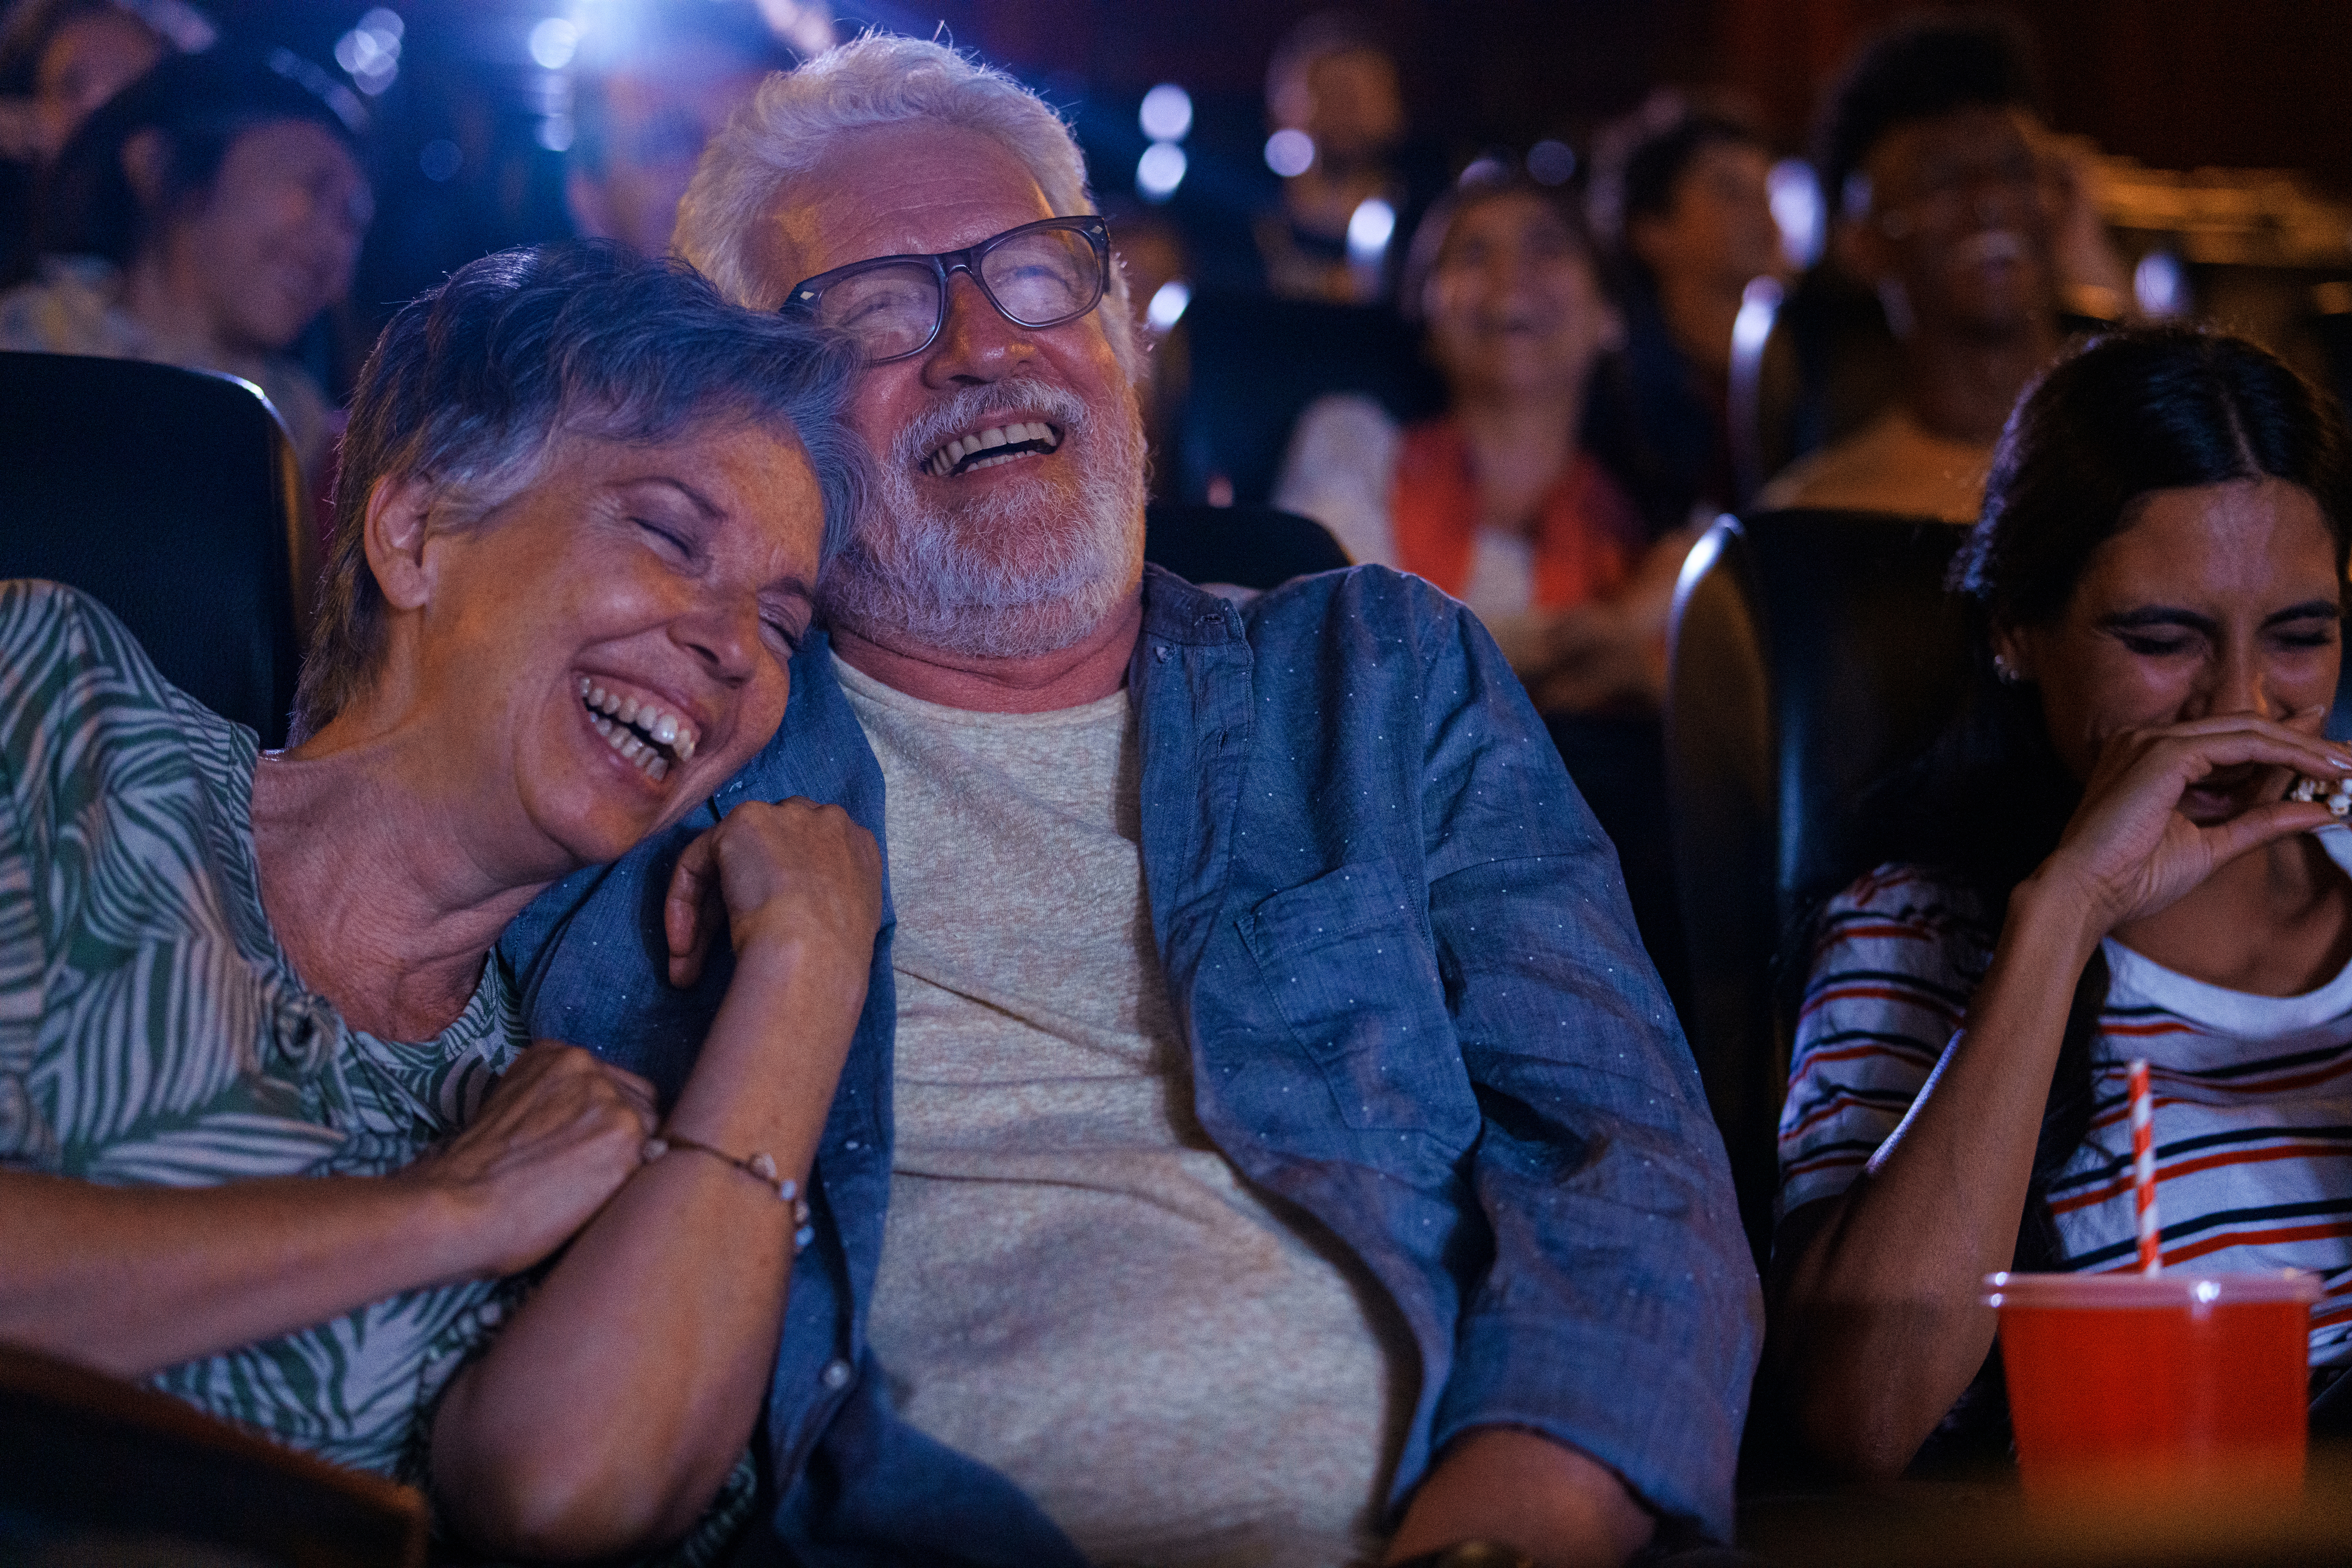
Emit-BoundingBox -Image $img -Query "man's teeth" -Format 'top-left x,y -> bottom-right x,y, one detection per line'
924,420 -> 1060,477
577,676 -> 699,782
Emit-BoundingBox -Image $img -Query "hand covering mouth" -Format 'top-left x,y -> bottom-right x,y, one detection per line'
923,420 -> 1064,477
578,676 -> 700,782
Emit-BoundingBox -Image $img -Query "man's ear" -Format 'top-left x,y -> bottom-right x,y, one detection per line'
119,129 -> 170,209
362,474 -> 439,612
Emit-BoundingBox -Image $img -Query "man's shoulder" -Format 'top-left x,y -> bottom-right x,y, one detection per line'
1756,410 -> 1988,522
1141,558 -> 1469,648
1232,560 -> 1469,637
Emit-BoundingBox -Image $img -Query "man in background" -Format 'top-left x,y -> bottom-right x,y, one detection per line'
1758,17 -> 2070,521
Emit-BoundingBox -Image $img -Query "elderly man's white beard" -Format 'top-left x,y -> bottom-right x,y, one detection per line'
820,379 -> 1148,660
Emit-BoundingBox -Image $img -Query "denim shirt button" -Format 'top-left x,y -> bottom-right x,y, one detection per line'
821,1358 -> 853,1390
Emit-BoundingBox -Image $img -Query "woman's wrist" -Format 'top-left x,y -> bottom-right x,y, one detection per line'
2008,861 -> 2118,964
729,911 -> 871,982
373,1166 -> 507,1285
667,934 -> 868,1151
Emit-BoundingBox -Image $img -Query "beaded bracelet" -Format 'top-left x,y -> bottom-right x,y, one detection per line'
642,1133 -> 817,1253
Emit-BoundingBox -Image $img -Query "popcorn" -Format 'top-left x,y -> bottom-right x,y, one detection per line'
2286,775 -> 2352,817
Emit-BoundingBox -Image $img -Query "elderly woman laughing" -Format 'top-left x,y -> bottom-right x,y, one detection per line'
0,242 -> 878,1562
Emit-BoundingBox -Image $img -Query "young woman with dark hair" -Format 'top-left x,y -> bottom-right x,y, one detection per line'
1770,325 -> 2352,1479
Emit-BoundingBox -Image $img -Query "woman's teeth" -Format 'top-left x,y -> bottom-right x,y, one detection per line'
577,676 -> 699,782
924,420 -> 1060,477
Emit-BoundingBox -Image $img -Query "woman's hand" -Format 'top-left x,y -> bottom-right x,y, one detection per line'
395,1042 -> 656,1278
662,798 -> 883,988
436,803 -> 879,1559
0,1042 -> 652,1376
2033,713 -> 2351,935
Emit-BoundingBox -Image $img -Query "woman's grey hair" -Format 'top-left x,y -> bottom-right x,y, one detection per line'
290,239 -> 867,743
673,31 -> 1140,382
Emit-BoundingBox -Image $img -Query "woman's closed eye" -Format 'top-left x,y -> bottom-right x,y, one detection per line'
2115,631 -> 2195,657
635,517 -> 697,558
2271,621 -> 2341,651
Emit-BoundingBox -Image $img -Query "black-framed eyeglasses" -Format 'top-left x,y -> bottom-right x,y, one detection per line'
780,215 -> 1111,365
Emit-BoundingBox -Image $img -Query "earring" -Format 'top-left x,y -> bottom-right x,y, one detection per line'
1993,654 -> 2024,686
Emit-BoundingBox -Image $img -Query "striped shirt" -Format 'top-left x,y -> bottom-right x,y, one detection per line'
1779,851 -> 2352,1364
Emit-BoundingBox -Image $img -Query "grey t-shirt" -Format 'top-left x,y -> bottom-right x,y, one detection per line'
838,654 -> 1415,1568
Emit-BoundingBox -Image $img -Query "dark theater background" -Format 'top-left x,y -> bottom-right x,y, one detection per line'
51,0 -> 2341,391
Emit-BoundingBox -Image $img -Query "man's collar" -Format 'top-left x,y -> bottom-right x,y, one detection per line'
1137,563 -> 1247,648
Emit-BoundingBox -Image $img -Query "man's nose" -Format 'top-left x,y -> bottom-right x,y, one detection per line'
921,269 -> 1035,386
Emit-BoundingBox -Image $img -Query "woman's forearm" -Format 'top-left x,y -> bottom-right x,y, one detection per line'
1774,877 -> 2105,1474
429,935 -> 867,1559
0,1168 -> 475,1377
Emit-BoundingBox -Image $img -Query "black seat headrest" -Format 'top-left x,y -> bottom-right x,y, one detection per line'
0,352 -> 305,746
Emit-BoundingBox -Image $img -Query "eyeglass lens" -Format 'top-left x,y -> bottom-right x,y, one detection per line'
810,225 -> 1102,360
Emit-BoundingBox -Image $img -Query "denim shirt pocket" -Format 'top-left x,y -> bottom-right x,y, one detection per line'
1239,860 -> 1477,1138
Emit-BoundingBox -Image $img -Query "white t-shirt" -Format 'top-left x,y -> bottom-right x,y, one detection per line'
837,656 -> 1415,1568
1780,830 -> 2352,1363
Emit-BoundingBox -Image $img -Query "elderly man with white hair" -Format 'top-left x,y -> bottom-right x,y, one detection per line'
504,33 -> 1758,1568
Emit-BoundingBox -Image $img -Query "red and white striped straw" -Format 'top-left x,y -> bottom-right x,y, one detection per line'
2130,1057 -> 2161,1275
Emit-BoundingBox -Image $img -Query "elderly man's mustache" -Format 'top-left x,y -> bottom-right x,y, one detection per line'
888,380 -> 1095,473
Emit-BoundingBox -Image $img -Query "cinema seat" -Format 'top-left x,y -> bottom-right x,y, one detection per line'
0,352 -> 308,747
1663,509 -> 1972,1265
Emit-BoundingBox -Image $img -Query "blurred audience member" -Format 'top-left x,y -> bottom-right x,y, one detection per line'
1277,168 -> 1696,717
0,0 -> 186,278
1254,11 -> 1408,303
0,48 -> 368,486
1591,91 -> 1784,519
1275,168 -> 1700,998
1758,17 -> 2063,521
0,0 -> 168,161
566,0 -> 792,258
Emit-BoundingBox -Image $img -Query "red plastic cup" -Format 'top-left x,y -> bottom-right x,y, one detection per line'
1986,1270 -> 2317,1511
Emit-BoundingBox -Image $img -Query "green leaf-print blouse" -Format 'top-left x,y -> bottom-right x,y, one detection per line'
0,583 -> 749,1560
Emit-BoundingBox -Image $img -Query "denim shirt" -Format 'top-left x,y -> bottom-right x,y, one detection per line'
500,564 -> 1760,1561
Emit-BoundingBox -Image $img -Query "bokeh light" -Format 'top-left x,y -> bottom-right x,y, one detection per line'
1137,141 -> 1188,201
1346,198 -> 1396,264
1768,158 -> 1825,269
1264,128 -> 1315,178
1527,139 -> 1576,186
1146,279 -> 1192,332
529,16 -> 579,70
1139,83 -> 1192,143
